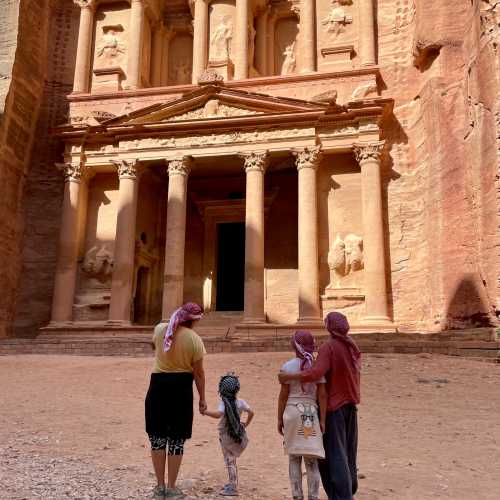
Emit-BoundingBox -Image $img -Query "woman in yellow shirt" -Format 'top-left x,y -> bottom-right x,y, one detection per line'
145,303 -> 207,499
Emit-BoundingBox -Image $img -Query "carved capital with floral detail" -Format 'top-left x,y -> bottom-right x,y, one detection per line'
56,162 -> 91,183
294,146 -> 323,171
167,157 -> 193,177
73,0 -> 96,9
353,141 -> 385,164
111,159 -> 141,179
242,151 -> 269,173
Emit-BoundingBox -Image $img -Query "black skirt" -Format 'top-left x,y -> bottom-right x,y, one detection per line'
145,372 -> 194,440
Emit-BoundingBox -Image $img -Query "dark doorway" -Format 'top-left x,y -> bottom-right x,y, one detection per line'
134,266 -> 149,324
216,222 -> 245,311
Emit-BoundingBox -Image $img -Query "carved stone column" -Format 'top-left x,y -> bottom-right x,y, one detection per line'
235,0 -> 249,79
127,0 -> 145,89
151,22 -> 164,87
295,146 -> 322,322
242,152 -> 269,323
266,11 -> 276,76
192,0 -> 209,84
162,157 -> 192,320
358,0 -> 376,66
255,8 -> 268,76
299,0 -> 317,73
354,142 -> 391,325
108,160 -> 141,324
73,0 -> 96,93
51,163 -> 90,323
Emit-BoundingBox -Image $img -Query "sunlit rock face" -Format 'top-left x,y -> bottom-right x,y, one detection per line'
0,0 -> 498,339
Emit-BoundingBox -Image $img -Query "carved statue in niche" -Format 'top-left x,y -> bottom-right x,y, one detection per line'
174,60 -> 192,84
321,0 -> 353,39
210,16 -> 233,60
96,25 -> 126,65
281,41 -> 296,75
327,233 -> 364,288
81,245 -> 114,281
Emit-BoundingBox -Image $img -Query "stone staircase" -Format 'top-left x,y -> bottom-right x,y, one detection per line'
0,327 -> 498,361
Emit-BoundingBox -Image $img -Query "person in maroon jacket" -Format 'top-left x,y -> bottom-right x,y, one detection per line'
279,312 -> 361,500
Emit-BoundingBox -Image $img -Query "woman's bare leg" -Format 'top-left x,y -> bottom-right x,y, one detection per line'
167,454 -> 183,489
151,450 -> 166,486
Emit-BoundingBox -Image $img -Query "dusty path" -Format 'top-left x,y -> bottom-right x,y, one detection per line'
0,353 -> 499,499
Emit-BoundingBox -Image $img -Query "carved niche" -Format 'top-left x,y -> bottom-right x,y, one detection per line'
96,24 -> 126,66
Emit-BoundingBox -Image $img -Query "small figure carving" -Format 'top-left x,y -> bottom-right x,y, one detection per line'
96,25 -> 126,64
281,41 -> 296,75
174,60 -> 191,84
322,0 -> 353,39
82,245 -> 114,280
210,16 -> 233,60
327,233 -> 363,288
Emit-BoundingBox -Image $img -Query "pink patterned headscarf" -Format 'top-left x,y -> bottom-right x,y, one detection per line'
292,330 -> 315,371
325,312 -> 361,372
163,302 -> 203,352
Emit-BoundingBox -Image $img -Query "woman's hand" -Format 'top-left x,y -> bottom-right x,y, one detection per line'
320,419 -> 326,434
199,399 -> 207,415
277,419 -> 284,436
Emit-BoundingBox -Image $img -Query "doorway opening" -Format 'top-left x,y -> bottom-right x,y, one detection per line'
216,222 -> 245,311
134,266 -> 149,324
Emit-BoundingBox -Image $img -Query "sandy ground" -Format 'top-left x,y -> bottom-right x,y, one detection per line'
0,352 -> 499,500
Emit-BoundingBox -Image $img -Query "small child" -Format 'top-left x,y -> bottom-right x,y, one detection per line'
203,374 -> 254,497
278,331 -> 327,500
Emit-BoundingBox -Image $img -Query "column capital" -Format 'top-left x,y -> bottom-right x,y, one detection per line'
241,151 -> 269,173
56,162 -> 91,183
73,0 -> 96,10
294,146 -> 323,171
353,141 -> 385,164
112,159 -> 141,179
167,157 -> 193,177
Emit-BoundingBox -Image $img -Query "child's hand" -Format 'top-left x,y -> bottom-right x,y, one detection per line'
199,399 -> 207,415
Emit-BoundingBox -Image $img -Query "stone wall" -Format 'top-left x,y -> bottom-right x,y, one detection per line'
2,0 -> 498,336
0,0 -> 52,337
11,1 -> 79,337
379,0 -> 499,331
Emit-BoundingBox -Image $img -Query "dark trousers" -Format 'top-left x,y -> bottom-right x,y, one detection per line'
318,404 -> 358,500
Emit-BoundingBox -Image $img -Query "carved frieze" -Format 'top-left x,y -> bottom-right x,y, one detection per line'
119,128 -> 315,152
294,146 -> 323,170
353,141 -> 385,163
165,100 -> 263,121
242,151 -> 269,173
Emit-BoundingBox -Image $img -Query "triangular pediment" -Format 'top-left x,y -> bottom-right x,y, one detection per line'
102,85 -> 328,126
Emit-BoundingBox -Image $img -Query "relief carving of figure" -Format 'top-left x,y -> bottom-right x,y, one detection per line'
210,16 -> 233,60
81,245 -> 114,281
174,60 -> 192,84
281,41 -> 296,75
96,25 -> 126,65
248,21 -> 258,75
321,0 -> 353,39
327,233 -> 363,288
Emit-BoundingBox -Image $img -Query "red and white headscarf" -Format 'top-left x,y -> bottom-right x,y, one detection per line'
163,302 -> 203,352
324,311 -> 361,372
292,330 -> 315,371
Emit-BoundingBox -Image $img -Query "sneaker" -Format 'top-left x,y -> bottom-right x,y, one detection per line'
152,485 -> 166,499
165,487 -> 185,498
220,484 -> 238,496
